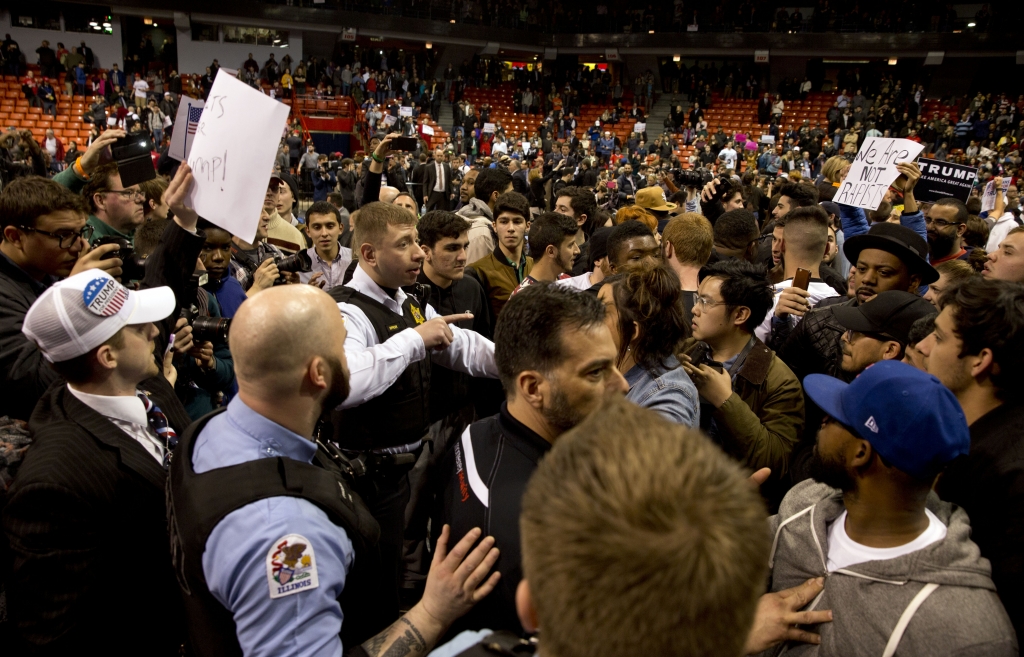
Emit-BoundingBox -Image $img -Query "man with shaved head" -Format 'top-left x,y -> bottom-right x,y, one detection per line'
169,285 -> 502,657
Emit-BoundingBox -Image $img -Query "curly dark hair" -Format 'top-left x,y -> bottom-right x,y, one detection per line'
941,277 -> 1024,400
606,261 -> 689,372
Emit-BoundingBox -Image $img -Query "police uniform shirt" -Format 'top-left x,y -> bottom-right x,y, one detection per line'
193,396 -> 356,656
337,265 -> 498,410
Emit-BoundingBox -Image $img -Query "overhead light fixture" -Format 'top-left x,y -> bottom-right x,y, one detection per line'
649,30 -> 655,34
673,55 -> 680,62
143,17 -> 152,25
425,42 -> 432,49
89,21 -> 97,26
450,19 -> 456,23
153,23 -> 158,27
102,22 -> 111,28
967,22 -> 976,27
888,58 -> 898,65
93,25 -> 101,30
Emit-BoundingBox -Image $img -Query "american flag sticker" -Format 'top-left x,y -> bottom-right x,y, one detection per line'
187,104 -> 203,135
83,278 -> 128,317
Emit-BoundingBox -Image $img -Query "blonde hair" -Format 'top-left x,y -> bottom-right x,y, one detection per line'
352,201 -> 417,249
821,155 -> 849,183
614,205 -> 658,234
521,398 -> 769,657
662,212 -> 713,267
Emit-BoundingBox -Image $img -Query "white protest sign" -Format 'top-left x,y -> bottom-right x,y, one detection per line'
168,96 -> 204,162
522,140 -> 531,152
634,121 -> 646,134
421,124 -> 435,136
186,74 -> 290,244
483,122 -> 496,133
833,137 -> 925,211
981,177 -> 1012,213
382,114 -> 397,127
399,106 -> 413,117
980,146 -> 995,158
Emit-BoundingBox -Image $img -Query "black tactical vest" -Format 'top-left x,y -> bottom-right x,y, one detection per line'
329,286 -> 432,450
167,409 -> 391,657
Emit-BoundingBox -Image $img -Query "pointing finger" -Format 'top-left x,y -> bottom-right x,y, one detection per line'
442,313 -> 474,324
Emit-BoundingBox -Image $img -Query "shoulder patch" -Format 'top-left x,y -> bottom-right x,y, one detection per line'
266,534 -> 319,599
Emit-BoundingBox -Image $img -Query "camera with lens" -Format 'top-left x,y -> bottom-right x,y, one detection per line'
274,250 -> 313,277
93,235 -> 147,282
179,272 -> 231,343
670,167 -> 714,189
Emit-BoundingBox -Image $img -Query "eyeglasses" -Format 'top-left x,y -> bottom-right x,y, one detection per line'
924,217 -> 962,229
106,189 -> 145,203
694,295 -> 730,311
18,223 -> 94,249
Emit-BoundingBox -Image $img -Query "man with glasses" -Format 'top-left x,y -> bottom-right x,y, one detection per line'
0,166 -> 206,422
681,259 -> 804,508
0,177 -> 122,420
81,162 -> 147,246
926,198 -> 972,265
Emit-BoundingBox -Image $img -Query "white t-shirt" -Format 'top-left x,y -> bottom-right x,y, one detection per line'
986,212 -> 1018,254
133,78 -> 149,99
556,272 -> 594,291
755,279 -> 839,343
826,509 -> 947,572
719,147 -> 737,170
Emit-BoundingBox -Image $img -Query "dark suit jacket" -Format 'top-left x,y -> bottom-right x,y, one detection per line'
3,376 -> 191,656
424,160 -> 453,197
512,168 -> 530,197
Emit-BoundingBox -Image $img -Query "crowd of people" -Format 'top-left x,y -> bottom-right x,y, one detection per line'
1,26 -> 1024,657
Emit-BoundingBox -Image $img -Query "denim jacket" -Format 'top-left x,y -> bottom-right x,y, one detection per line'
624,355 -> 700,428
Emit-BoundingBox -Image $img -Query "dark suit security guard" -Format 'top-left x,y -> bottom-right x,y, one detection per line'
328,202 -> 497,615
168,283 -> 502,657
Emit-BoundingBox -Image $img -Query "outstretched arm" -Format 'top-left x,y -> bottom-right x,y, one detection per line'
355,525 -> 500,657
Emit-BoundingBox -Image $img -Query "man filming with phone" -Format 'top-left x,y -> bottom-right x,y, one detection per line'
681,259 -> 804,508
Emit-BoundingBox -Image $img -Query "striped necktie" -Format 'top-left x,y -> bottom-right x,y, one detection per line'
137,392 -> 178,468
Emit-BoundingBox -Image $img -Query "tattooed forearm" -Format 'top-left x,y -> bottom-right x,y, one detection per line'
362,616 -> 429,657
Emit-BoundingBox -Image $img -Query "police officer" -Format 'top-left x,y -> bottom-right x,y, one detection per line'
328,201 -> 498,614
168,284 -> 501,656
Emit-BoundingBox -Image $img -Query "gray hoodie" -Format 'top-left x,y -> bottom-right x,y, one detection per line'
458,197 -> 496,264
762,480 -> 1017,657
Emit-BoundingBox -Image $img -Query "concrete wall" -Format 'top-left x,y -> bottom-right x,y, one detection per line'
0,9 -> 124,69
173,25 -> 303,76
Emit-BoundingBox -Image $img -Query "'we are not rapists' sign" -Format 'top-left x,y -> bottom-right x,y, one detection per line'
834,138 -> 925,211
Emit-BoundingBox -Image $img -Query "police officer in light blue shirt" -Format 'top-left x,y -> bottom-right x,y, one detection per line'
168,285 -> 501,657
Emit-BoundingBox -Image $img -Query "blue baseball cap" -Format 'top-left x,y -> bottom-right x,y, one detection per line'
804,361 -> 969,480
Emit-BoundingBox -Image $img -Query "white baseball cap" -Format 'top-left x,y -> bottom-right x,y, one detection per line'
23,270 -> 176,363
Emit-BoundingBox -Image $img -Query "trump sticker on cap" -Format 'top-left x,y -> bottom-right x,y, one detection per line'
83,277 -> 128,317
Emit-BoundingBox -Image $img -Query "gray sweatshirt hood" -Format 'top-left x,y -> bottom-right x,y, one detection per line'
762,480 -> 1017,657
770,480 -> 996,591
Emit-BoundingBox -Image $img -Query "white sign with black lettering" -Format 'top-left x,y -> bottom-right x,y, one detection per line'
186,74 -> 290,244
833,137 -> 924,211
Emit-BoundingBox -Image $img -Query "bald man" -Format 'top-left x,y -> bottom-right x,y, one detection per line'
168,286 -> 500,657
